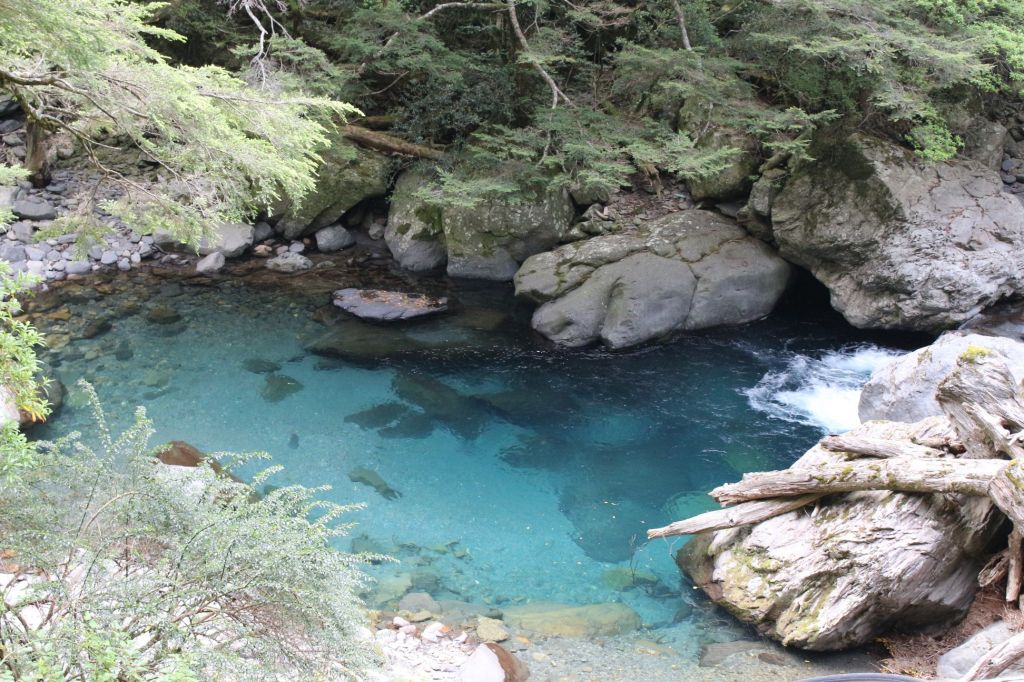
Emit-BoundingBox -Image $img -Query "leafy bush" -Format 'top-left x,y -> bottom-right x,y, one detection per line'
0,383 -> 379,681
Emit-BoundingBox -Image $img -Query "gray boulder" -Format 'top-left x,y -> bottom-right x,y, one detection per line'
859,331 -> 1024,423
0,243 -> 25,263
13,199 -> 56,221
195,251 -> 225,274
314,224 -> 355,252
65,260 -> 91,275
0,186 -> 16,210
272,136 -> 389,240
266,252 -> 312,273
936,621 -> 1024,679
385,168 -> 575,280
384,168 -> 447,272
772,133 -> 1024,331
679,418 -> 1003,651
199,223 -> 253,258
515,210 -> 790,349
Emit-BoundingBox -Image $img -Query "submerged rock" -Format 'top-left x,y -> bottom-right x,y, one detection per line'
266,252 -> 312,273
145,305 -> 181,325
860,332 -> 1024,423
345,402 -> 411,428
349,466 -> 402,500
260,374 -> 303,402
333,288 -> 449,321
502,602 -> 641,638
515,210 -> 790,348
678,418 -> 1002,651
392,372 -> 489,439
772,133 -> 1024,331
241,358 -> 281,374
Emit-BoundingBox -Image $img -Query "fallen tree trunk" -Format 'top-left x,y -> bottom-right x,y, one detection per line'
819,434 -> 946,459
709,457 -> 1002,506
647,494 -> 824,538
340,124 -> 445,160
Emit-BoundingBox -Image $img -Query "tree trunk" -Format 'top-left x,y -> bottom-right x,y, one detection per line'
340,125 -> 445,160
24,120 -> 50,187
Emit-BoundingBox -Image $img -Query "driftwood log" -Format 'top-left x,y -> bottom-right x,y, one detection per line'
647,349 -> 1024,681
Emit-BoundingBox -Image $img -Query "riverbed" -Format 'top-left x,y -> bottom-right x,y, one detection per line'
25,258 -> 930,679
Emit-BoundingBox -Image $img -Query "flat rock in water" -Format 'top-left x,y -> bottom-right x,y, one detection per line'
261,374 -> 303,402
242,358 -> 281,374
332,288 -> 448,321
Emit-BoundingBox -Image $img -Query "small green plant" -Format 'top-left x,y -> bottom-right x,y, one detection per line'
0,382 -> 380,680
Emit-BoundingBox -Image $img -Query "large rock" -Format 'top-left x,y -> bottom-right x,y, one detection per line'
266,252 -> 312,273
514,210 -> 790,348
384,168 -> 448,272
333,288 -> 448,321
859,331 -> 1024,423
772,133 -> 1024,331
198,223 -> 253,258
459,643 -> 529,682
385,169 -> 575,280
314,224 -> 355,252
273,137 -> 389,240
678,418 -> 1003,651
195,251 -> 225,274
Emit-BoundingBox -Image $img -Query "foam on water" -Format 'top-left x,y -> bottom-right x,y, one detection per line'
28,274 -> 924,676
744,345 -> 906,433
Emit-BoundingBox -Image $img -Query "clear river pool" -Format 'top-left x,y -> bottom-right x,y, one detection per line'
26,260 -> 932,680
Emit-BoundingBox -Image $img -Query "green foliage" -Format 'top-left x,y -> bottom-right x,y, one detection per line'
0,0 -> 359,246
0,383 -> 378,680
0,262 -> 46,425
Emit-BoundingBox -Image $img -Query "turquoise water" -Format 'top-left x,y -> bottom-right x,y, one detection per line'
27,266 -> 927,667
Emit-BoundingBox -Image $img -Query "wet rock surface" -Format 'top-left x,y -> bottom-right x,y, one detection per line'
333,287 -> 449,321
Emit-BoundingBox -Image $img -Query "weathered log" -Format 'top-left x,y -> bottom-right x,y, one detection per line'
710,457 -> 1003,506
820,434 -> 946,459
647,494 -> 824,538
978,549 -> 1009,588
963,629 -> 1024,680
1009,528 -> 1024,603
340,124 -> 445,160
937,352 -> 1024,460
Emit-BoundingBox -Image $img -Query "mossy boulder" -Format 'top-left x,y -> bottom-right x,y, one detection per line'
385,169 -> 575,280
273,135 -> 389,240
772,132 -> 1024,331
686,128 -> 761,202
384,167 -> 448,272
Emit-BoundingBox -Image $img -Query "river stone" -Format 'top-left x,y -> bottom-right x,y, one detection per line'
935,621 -> 1024,679
386,168 -> 575,280
0,186 -> 16,210
272,136 -> 389,240
859,331 -> 1024,423
459,643 -> 529,682
13,199 -> 56,221
0,243 -> 26,262
678,418 -> 1003,651
195,251 -> 225,274
501,602 -> 641,638
65,260 -> 90,275
314,224 -> 355,252
515,210 -> 790,348
199,223 -> 253,258
772,133 -> 1024,331
0,385 -> 19,426
333,288 -> 448,321
266,252 -> 312,273
476,616 -> 510,643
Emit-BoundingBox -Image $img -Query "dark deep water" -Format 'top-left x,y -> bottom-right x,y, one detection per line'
27,265 -> 931,668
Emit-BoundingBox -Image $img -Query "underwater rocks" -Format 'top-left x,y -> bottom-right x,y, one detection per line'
333,288 -> 449,321
860,331 -> 1024,423
515,210 -> 790,349
678,418 -> 1002,651
345,402 -> 435,439
265,252 -> 312,273
772,133 -> 1024,331
260,374 -> 303,402
501,603 -> 641,638
241,358 -> 281,374
392,372 -> 490,439
385,165 -> 575,280
349,466 -> 402,500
